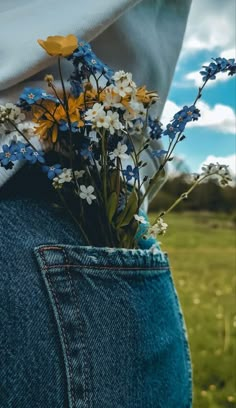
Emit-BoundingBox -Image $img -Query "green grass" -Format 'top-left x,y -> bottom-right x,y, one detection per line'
149,211 -> 236,408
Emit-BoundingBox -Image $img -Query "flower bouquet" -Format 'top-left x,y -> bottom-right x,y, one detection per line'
0,34 -> 235,249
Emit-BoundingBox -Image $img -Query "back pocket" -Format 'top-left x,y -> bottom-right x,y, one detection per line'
34,245 -> 192,408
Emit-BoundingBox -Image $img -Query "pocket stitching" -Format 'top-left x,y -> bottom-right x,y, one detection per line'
64,265 -> 91,408
169,274 -> 193,407
46,273 -> 76,408
40,247 -> 76,408
40,263 -> 169,271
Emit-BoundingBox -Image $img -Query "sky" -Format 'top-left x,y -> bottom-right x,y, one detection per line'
161,0 -> 236,178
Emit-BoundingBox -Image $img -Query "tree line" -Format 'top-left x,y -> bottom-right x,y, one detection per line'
149,176 -> 236,213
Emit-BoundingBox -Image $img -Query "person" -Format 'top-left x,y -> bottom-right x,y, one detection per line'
0,1 -> 193,407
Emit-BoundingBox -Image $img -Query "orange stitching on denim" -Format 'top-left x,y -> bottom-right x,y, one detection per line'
41,264 -> 169,271
40,246 -> 62,251
46,273 -> 76,408
40,247 -> 76,408
65,266 -> 91,407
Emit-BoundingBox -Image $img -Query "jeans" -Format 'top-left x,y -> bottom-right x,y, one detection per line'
0,168 -> 192,407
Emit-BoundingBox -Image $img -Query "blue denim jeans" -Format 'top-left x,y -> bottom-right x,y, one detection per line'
0,168 -> 192,407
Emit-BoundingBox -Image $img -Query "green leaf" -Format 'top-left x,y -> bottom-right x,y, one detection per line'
116,190 -> 138,228
109,170 -> 120,193
107,192 -> 118,223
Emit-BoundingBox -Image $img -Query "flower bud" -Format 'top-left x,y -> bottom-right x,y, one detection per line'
44,74 -> 54,84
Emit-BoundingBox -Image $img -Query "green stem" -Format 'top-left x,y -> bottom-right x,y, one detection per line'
154,174 -> 209,222
57,57 -> 75,174
139,78 -> 211,207
123,129 -> 141,207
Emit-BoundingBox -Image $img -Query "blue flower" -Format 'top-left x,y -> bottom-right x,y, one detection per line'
148,118 -> 163,139
227,58 -> 236,76
13,142 -> 29,160
122,165 -> 139,181
174,105 -> 199,123
0,144 -> 17,166
71,40 -> 92,58
152,149 -> 168,158
69,39 -> 114,80
19,87 -> 58,105
214,57 -> 228,70
200,57 -> 236,81
24,148 -> 45,164
42,164 -> 63,179
163,123 -> 178,139
172,105 -> 200,132
59,120 -> 80,133
70,80 -> 83,97
83,52 -> 114,79
80,144 -> 94,160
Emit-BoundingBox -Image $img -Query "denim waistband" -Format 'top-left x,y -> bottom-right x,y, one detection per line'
35,245 -> 170,272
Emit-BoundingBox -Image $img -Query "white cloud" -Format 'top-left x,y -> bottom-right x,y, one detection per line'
197,154 -> 236,179
220,48 -> 236,60
161,100 -> 180,126
188,101 -> 236,134
185,68 -> 231,88
161,100 -> 236,135
181,0 -> 235,56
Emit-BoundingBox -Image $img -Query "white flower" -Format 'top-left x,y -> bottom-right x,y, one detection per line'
113,79 -> 134,98
95,110 -> 110,129
129,120 -> 144,136
112,71 -> 136,98
106,111 -> 124,134
74,170 -> 85,179
85,103 -> 104,122
57,168 -> 73,184
129,101 -> 146,119
0,103 -> 25,126
123,102 -> 146,130
201,163 -> 219,175
134,214 -> 148,224
149,218 -> 168,236
110,142 -> 129,160
112,71 -> 132,82
201,162 -> 232,186
103,87 -> 122,109
17,121 -> 35,137
52,177 -> 63,190
79,185 -> 96,205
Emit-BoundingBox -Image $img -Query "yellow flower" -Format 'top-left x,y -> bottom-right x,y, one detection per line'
136,86 -> 159,105
33,98 -> 84,143
37,34 -> 78,57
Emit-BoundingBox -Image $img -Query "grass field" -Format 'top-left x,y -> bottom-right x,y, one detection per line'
149,211 -> 236,408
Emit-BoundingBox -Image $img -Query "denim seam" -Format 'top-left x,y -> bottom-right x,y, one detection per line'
40,264 -> 169,272
40,248 -> 76,408
66,267 -> 91,408
46,274 -> 76,408
169,273 -> 193,408
62,247 -> 91,408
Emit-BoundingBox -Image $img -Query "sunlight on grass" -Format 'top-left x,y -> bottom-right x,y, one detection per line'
149,212 -> 236,408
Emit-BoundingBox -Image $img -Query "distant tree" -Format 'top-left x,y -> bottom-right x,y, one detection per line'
150,176 -> 236,213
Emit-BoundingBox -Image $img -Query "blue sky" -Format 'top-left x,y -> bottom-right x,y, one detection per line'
161,0 -> 236,176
